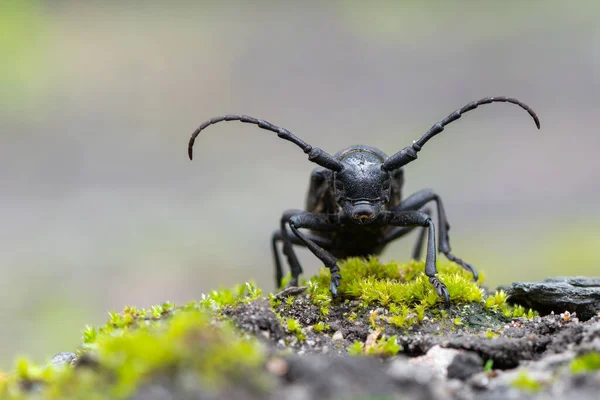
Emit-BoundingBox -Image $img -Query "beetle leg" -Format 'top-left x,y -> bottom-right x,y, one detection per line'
271,227 -> 333,288
393,189 -> 478,281
383,210 -> 450,307
279,210 -> 306,287
377,207 -> 432,261
287,212 -> 342,297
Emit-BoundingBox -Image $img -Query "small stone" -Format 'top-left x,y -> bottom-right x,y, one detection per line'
266,357 -> 289,376
467,373 -> 490,390
332,331 -> 344,341
50,352 -> 77,366
409,345 -> 462,378
447,351 -> 483,381
274,286 -> 308,299
306,340 -> 316,346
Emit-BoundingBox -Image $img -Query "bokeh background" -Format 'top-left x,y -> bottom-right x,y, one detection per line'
1,0 -> 598,368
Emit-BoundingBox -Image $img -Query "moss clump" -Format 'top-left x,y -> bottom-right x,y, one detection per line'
570,352 -> 600,374
312,322 -> 330,333
286,318 -> 306,341
304,257 -> 537,330
365,335 -> 402,357
348,335 -> 402,357
309,257 -> 482,308
511,370 -> 543,392
1,287 -> 268,399
484,290 -> 537,319
348,341 -> 365,356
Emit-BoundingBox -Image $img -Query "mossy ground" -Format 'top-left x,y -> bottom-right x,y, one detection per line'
272,258 -> 536,356
0,257 -> 539,399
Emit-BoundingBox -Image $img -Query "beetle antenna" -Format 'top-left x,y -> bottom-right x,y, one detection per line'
188,115 -> 344,172
382,96 -> 540,171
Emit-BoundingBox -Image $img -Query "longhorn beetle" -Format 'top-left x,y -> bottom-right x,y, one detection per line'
188,97 -> 540,306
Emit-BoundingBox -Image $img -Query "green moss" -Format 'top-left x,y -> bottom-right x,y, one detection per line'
484,359 -> 494,373
348,341 -> 365,356
286,318 -> 305,341
511,370 -> 543,392
484,290 -> 537,319
304,257 -> 536,330
309,257 -> 481,310
388,305 -> 414,329
570,352 -> 600,374
1,286 -> 268,399
312,322 -> 330,334
198,281 -> 262,310
348,335 -> 401,357
485,329 -> 499,339
365,335 -> 402,357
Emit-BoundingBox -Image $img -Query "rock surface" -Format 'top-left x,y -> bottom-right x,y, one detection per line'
507,277 -> 600,320
7,270 -> 600,399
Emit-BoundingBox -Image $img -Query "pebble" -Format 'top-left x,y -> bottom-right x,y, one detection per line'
50,352 -> 77,366
332,331 -> 344,341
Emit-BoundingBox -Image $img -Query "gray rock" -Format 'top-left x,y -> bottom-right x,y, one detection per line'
507,277 -> 600,320
447,352 -> 484,381
50,352 -> 76,366
274,354 -> 447,400
410,345 -> 463,378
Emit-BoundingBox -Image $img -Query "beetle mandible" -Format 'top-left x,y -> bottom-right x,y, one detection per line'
188,96 -> 540,306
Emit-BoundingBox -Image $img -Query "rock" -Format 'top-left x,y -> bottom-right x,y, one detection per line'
332,331 -> 344,341
50,352 -> 77,366
447,352 -> 484,381
274,286 -> 308,299
410,345 -> 463,378
273,355 -> 446,400
223,299 -> 284,341
507,277 -> 600,320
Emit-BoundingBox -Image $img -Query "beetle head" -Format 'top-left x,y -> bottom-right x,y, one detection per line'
334,152 -> 391,225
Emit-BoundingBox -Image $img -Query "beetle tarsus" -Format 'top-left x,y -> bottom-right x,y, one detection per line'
444,252 -> 479,282
329,269 -> 342,297
429,277 -> 450,308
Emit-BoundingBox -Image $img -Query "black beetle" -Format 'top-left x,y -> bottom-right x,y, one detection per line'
188,97 -> 540,306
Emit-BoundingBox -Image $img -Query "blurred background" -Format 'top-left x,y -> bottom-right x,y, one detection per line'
1,0 -> 598,368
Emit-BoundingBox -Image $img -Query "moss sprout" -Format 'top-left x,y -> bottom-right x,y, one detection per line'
570,352 -> 600,374
365,335 -> 402,357
286,318 -> 305,341
0,285 -> 268,399
348,341 -> 365,356
511,370 -> 543,392
312,322 -> 330,334
308,257 -> 482,316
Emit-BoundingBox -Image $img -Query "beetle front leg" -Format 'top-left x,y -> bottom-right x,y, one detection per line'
287,212 -> 342,297
384,210 -> 450,307
272,226 -> 333,288
394,189 -> 478,281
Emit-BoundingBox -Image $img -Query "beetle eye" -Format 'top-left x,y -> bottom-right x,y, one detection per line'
382,179 -> 390,190
334,179 -> 344,190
